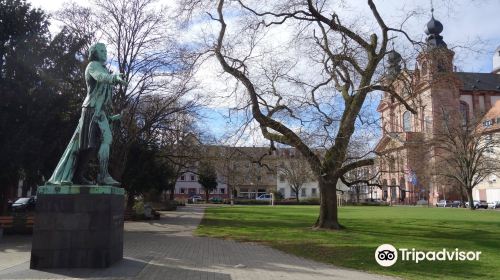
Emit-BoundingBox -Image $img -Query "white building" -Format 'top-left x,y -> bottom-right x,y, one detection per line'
472,101 -> 500,203
174,170 -> 228,199
277,176 -> 349,200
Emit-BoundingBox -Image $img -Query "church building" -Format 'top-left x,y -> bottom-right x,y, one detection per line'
374,12 -> 500,205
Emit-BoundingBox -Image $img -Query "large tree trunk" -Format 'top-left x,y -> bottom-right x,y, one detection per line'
466,188 -> 475,210
295,188 -> 300,203
205,189 -> 210,203
315,177 -> 343,230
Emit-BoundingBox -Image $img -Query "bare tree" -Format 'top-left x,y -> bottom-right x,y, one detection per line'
159,114 -> 202,200
279,158 -> 313,202
434,111 -> 500,210
216,147 -> 245,205
180,0 -> 419,229
57,0 -> 201,179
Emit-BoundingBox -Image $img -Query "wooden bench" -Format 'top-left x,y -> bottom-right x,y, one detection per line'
0,216 -> 13,229
0,215 -> 34,233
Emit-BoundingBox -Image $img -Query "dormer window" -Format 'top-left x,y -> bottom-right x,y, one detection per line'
484,120 -> 493,127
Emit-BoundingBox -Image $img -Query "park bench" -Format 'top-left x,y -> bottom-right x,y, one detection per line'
0,215 -> 34,233
0,216 -> 13,229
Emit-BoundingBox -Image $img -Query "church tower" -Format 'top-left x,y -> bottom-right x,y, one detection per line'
416,10 -> 455,82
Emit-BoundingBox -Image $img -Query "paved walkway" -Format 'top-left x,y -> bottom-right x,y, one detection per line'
0,206 -> 395,280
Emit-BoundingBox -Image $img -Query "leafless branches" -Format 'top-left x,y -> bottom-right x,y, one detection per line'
433,111 -> 500,209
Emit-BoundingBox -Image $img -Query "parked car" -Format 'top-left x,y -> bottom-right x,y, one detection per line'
188,195 -> 203,203
487,201 -> 500,209
477,200 -> 488,209
210,197 -> 223,203
256,194 -> 272,201
465,200 -> 488,209
436,200 -> 452,207
11,197 -> 36,212
451,200 -> 463,208
416,199 -> 428,205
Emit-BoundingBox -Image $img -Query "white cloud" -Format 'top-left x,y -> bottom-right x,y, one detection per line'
24,0 -> 500,145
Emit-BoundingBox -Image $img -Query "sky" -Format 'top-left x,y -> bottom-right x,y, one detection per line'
28,0 -> 500,71
26,0 -> 500,146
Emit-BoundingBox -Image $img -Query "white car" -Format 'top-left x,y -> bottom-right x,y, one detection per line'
487,201 -> 500,209
256,194 -> 272,201
189,195 -> 203,203
465,200 -> 488,209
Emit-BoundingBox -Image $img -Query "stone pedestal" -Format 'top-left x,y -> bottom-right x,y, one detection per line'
30,185 -> 125,269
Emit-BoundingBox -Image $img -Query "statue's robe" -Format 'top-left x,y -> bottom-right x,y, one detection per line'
47,61 -> 115,185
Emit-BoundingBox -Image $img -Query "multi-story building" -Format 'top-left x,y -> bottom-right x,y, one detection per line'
275,148 -> 349,200
173,145 -> 279,200
472,104 -> 500,203
375,13 -> 500,205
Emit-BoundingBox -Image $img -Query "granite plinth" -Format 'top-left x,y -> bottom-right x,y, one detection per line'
30,185 -> 125,269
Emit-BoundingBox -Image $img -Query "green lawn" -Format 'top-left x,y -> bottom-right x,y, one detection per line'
196,206 -> 500,279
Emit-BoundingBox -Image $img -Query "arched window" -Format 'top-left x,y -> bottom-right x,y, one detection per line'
391,179 -> 397,201
460,101 -> 469,125
403,111 -> 412,132
437,59 -> 446,72
382,179 -> 388,201
421,61 -> 428,76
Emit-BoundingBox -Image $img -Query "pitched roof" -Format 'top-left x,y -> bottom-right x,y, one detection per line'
455,72 -> 500,92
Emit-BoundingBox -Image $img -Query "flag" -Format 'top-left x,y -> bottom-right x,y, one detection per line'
404,166 -> 418,186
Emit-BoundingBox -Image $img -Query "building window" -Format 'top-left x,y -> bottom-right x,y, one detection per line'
437,59 -> 446,72
425,116 -> 432,133
403,111 -> 412,132
279,188 -> 285,195
460,102 -> 469,125
191,175 -> 195,181
279,175 -> 285,182
311,188 -> 317,197
180,175 -> 185,181
391,187 -> 397,201
421,61 -> 428,76
220,188 -> 225,194
180,188 -> 185,194
301,188 -> 307,197
484,119 -> 493,127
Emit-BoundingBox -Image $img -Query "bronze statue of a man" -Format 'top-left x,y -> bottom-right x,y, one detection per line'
48,43 -> 126,186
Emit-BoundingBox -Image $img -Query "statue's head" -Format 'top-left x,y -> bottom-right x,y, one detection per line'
88,42 -> 107,63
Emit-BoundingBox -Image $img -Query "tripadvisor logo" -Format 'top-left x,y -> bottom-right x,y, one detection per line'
375,244 -> 398,267
375,244 -> 482,267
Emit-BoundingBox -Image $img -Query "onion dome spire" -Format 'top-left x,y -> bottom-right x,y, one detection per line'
424,8 -> 447,48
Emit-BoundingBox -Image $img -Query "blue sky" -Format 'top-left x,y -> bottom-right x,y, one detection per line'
27,0 -> 500,144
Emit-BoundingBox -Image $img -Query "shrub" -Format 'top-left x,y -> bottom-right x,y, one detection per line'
132,200 -> 145,215
230,199 -> 271,205
276,198 -> 320,205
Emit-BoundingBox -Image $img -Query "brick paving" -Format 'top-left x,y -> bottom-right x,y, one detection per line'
0,206 -> 395,280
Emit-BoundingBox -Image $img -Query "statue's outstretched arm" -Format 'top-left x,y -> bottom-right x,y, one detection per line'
87,62 -> 121,84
